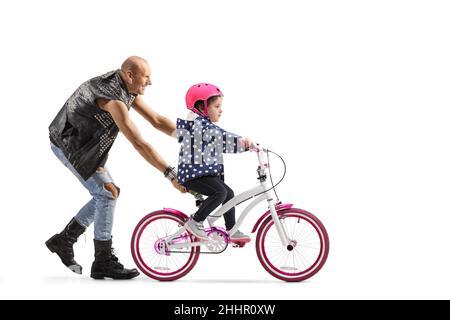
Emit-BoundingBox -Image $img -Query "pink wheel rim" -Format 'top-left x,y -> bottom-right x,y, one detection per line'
131,212 -> 199,281
256,209 -> 329,281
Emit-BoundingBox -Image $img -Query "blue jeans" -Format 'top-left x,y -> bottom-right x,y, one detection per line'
51,143 -> 117,240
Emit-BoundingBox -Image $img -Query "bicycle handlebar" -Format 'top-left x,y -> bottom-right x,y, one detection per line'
249,142 -> 268,153
188,143 -> 274,201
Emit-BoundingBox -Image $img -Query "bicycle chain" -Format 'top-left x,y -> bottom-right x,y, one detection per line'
165,240 -> 229,254
166,248 -> 226,254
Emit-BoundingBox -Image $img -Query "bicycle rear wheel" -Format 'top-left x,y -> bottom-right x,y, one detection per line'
131,211 -> 200,281
256,208 -> 329,282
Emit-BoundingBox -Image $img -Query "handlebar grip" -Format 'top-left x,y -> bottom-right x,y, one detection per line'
250,142 -> 266,152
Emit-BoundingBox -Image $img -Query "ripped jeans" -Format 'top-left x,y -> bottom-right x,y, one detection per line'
51,143 -> 118,240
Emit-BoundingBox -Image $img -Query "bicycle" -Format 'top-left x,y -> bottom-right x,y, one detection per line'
131,144 -> 329,282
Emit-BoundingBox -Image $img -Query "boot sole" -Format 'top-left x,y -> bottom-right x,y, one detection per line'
68,265 -> 82,274
90,272 -> 140,280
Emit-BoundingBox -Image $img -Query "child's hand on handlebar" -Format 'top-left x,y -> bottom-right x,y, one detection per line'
240,137 -> 253,150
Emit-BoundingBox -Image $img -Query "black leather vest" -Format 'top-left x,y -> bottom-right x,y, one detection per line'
49,70 -> 135,180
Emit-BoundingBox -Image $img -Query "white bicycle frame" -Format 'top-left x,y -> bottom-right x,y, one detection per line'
163,145 -> 290,253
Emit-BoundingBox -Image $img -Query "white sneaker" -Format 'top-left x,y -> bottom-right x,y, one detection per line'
229,230 -> 251,242
185,218 -> 209,240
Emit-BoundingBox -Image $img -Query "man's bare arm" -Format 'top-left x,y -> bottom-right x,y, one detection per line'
98,99 -> 185,193
132,95 -> 176,137
99,99 -> 169,172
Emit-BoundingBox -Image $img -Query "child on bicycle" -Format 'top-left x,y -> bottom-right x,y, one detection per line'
173,83 -> 252,242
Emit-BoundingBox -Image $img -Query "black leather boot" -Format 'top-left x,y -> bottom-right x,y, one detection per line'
45,217 -> 86,274
90,239 -> 140,280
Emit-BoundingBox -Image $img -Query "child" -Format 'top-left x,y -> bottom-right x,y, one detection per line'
176,83 -> 252,241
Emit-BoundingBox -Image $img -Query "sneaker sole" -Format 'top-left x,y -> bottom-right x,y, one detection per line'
230,238 -> 251,243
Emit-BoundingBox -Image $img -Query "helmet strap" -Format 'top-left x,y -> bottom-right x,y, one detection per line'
203,101 -> 209,117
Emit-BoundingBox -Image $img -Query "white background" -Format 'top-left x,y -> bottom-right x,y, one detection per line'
0,0 -> 449,299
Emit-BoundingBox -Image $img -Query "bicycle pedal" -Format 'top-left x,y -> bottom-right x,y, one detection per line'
232,242 -> 246,248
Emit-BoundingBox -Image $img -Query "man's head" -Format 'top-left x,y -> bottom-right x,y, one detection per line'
119,56 -> 152,95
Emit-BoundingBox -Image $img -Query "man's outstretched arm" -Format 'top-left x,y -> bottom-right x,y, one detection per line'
132,95 -> 177,137
99,99 -> 185,193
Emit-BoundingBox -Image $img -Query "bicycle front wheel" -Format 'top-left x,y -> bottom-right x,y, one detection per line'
256,208 -> 329,282
131,211 -> 200,281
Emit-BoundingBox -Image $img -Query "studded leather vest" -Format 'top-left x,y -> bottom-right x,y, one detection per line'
49,70 -> 136,180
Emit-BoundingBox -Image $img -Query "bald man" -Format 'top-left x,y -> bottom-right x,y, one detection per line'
46,56 -> 185,280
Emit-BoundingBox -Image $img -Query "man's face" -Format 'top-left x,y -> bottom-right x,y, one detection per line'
129,63 -> 152,95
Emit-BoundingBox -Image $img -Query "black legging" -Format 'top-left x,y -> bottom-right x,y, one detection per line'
184,175 -> 235,230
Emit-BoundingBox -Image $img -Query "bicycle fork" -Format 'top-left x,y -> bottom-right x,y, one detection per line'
267,200 -> 290,247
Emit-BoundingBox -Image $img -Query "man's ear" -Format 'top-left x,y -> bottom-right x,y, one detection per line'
128,71 -> 134,83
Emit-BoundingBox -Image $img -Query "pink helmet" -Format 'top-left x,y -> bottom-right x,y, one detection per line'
185,83 -> 223,117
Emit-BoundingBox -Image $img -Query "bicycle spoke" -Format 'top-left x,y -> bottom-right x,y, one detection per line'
132,213 -> 200,280
257,211 -> 328,281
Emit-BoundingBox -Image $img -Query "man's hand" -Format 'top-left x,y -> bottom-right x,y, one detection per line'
164,166 -> 186,193
104,182 -> 119,199
171,179 -> 187,193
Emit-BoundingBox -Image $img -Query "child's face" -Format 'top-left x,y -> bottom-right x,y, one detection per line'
208,96 -> 223,122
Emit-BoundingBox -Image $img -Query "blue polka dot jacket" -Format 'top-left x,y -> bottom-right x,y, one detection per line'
176,112 -> 246,186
